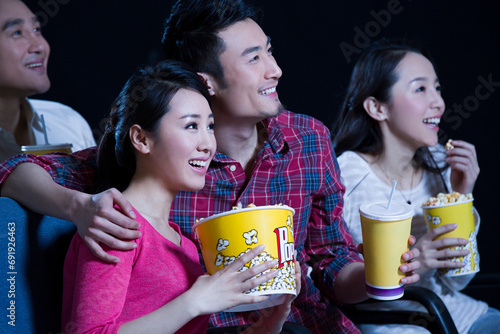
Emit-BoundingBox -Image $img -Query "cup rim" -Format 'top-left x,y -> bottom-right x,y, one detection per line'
359,201 -> 414,221
193,204 -> 295,229
421,198 -> 474,209
21,143 -> 73,151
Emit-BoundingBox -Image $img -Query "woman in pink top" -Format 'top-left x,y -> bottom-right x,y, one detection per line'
61,60 -> 299,334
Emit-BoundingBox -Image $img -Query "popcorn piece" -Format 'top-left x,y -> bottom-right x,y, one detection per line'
445,139 -> 454,151
422,191 -> 473,206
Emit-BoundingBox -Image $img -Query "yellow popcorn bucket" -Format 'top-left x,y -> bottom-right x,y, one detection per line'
193,205 -> 296,312
360,201 -> 414,300
21,143 -> 73,155
422,199 -> 479,277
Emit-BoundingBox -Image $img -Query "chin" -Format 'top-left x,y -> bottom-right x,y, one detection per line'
29,81 -> 51,95
263,103 -> 284,118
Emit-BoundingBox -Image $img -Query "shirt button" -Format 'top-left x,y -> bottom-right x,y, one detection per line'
229,165 -> 237,172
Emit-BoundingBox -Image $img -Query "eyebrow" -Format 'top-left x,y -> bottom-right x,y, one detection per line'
2,16 -> 39,32
409,77 -> 440,84
2,18 -> 23,31
241,35 -> 271,57
179,113 -> 215,119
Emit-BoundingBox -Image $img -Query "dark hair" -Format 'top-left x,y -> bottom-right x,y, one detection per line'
161,0 -> 262,87
332,38 -> 447,175
96,60 -> 210,192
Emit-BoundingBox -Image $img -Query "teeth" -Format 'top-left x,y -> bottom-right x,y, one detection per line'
189,160 -> 206,168
26,63 -> 42,68
423,117 -> 440,125
259,87 -> 276,95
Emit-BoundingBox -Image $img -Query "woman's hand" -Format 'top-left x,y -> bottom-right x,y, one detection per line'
185,245 -> 279,316
244,260 -> 302,334
400,235 -> 420,284
446,139 -> 479,194
413,224 -> 469,276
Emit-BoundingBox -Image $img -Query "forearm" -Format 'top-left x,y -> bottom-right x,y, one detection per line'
1,163 -> 88,221
118,292 -> 199,334
333,262 -> 368,303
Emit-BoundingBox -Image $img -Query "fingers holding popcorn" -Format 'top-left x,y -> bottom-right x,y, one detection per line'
445,140 -> 479,194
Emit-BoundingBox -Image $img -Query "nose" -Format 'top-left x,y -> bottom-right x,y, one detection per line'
198,128 -> 216,155
28,34 -> 50,56
264,55 -> 282,80
431,89 -> 445,113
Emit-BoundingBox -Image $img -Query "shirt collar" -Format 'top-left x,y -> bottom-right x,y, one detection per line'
22,98 -> 44,132
261,115 -> 286,154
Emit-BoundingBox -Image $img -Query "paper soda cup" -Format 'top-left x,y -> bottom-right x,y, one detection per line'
360,201 -> 414,300
193,205 -> 296,312
21,143 -> 72,155
422,199 -> 479,277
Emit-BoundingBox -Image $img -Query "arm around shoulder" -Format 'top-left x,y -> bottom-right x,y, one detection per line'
1,161 -> 141,263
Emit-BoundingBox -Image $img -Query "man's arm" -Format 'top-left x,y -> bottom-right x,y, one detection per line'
0,150 -> 140,263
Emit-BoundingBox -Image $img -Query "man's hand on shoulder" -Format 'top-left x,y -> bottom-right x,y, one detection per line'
71,188 -> 141,263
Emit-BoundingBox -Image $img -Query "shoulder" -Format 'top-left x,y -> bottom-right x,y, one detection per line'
337,151 -> 373,194
28,99 -> 88,123
275,110 -> 330,137
273,111 -> 332,154
337,151 -> 368,170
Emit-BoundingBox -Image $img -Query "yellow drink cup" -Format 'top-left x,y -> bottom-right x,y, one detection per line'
360,201 -> 414,300
21,143 -> 73,155
193,205 -> 296,312
422,199 -> 479,277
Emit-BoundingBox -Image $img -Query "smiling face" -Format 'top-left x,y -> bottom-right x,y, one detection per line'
210,19 -> 283,122
146,89 -> 216,193
0,0 -> 50,97
382,52 -> 445,149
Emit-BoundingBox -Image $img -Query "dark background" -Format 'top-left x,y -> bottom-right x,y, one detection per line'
24,0 -> 499,299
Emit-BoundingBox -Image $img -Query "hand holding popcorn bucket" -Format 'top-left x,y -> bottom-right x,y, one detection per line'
422,192 -> 479,277
193,204 -> 296,312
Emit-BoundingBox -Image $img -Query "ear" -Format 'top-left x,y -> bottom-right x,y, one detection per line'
197,72 -> 217,96
129,124 -> 151,154
363,97 -> 389,121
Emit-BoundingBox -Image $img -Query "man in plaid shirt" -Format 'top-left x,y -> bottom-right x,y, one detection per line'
0,1 -> 420,333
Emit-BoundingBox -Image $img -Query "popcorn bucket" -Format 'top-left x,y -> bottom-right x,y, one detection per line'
193,205 -> 296,312
422,199 -> 479,277
21,143 -> 73,155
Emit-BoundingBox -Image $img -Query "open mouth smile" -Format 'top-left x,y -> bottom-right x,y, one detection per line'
189,160 -> 207,169
259,87 -> 276,96
423,117 -> 440,126
25,62 -> 43,68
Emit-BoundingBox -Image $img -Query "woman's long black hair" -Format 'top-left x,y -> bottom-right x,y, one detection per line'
332,38 -> 449,190
95,60 -> 210,192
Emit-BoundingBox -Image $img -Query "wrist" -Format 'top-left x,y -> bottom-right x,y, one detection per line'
66,190 -> 91,222
182,285 -> 203,318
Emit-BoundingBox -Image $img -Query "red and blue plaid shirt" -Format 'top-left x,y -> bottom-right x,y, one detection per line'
0,110 -> 362,333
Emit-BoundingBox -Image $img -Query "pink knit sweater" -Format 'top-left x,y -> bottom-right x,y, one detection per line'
61,207 -> 208,333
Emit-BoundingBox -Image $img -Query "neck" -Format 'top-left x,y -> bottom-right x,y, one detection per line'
214,118 -> 265,173
362,141 -> 421,191
123,173 -> 177,227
